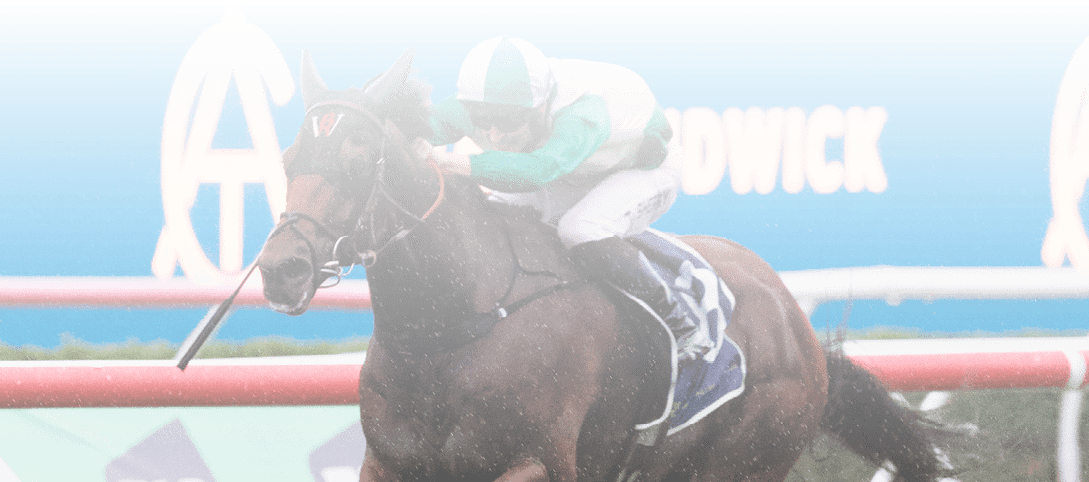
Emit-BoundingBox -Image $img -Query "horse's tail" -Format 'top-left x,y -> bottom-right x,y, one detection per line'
820,352 -> 951,482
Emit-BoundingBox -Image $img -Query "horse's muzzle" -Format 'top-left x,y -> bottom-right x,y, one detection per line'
259,256 -> 317,315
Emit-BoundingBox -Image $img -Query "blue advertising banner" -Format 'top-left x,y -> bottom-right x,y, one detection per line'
1,3 -> 1088,346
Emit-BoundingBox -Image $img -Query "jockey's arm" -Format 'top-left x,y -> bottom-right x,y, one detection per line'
428,96 -> 611,192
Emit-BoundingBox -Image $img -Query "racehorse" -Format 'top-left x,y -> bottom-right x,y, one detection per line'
257,49 -> 953,482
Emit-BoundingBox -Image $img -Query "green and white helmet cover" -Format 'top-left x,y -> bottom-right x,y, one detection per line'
456,37 -> 554,108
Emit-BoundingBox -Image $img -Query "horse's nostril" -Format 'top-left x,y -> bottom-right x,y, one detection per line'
279,257 -> 312,280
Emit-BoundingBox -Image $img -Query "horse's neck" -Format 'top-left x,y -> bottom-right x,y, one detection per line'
368,177 -> 516,322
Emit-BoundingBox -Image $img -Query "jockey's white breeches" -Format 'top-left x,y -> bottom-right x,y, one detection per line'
489,148 -> 682,248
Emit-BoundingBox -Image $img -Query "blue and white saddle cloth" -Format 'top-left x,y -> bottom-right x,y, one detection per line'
624,229 -> 746,438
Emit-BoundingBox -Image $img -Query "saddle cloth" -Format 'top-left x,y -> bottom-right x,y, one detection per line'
625,229 -> 746,438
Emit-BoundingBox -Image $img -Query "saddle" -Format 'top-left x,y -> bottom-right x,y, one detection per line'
624,229 -> 746,439
496,207 -> 746,438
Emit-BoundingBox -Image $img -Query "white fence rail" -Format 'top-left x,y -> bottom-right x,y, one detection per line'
780,265 -> 1089,317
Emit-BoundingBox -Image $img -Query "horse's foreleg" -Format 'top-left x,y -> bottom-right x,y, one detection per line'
493,457 -> 549,482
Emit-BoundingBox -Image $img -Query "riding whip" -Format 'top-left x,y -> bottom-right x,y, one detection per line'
173,261 -> 260,370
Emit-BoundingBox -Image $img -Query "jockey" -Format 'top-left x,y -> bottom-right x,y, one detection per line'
429,37 -> 712,360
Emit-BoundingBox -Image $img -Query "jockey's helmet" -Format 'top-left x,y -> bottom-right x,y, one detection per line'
457,37 -> 554,133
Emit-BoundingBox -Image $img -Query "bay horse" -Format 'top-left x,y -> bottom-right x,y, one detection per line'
257,49 -> 952,482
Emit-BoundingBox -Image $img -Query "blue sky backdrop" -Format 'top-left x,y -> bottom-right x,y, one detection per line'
1,3 -> 1087,346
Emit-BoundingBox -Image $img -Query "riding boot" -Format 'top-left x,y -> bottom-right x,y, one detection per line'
569,236 -> 712,361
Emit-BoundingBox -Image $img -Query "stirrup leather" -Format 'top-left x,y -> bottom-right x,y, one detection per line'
631,251 -> 712,361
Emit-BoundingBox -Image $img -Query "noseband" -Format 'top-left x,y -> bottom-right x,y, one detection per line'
269,100 -> 445,288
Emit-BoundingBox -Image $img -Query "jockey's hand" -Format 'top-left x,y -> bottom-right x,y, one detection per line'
432,149 -> 472,177
420,138 -> 478,176
409,138 -> 435,163
411,138 -> 472,176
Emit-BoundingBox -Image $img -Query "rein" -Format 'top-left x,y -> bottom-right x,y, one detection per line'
279,100 -> 446,287
269,147 -> 445,289
350,158 -> 445,274
274,157 -> 445,289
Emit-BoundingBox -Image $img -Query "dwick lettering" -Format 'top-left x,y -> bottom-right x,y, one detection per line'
667,105 -> 888,196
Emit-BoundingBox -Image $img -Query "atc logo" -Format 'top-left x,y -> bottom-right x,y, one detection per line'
1042,35 -> 1089,271
151,11 -> 294,285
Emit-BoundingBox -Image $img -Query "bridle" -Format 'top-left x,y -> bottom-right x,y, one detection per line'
269,99 -> 445,289
175,100 -> 443,370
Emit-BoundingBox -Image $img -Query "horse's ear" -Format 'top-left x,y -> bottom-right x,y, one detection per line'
363,48 -> 414,104
300,50 -> 329,109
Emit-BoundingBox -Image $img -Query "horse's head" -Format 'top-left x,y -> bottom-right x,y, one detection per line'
257,48 -> 434,314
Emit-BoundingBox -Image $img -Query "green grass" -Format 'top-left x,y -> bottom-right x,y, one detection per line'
4,328 -> 1082,361
0,334 -> 369,361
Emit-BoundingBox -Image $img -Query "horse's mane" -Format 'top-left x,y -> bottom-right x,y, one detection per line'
355,69 -> 426,141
